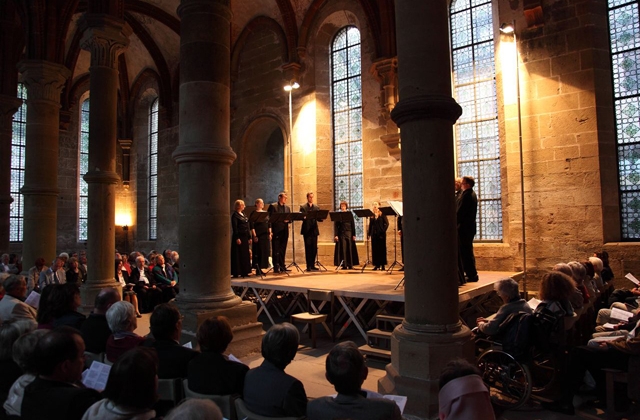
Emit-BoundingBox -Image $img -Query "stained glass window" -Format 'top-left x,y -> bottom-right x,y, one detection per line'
450,0 -> 502,240
149,98 -> 158,240
608,0 -> 640,239
332,26 -> 364,240
9,84 -> 27,242
78,99 -> 89,241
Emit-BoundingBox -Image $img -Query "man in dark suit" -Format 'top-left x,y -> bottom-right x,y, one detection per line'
457,175 -> 478,282
268,191 -> 291,273
307,341 -> 401,420
300,191 -> 320,271
142,303 -> 198,379
22,327 -> 101,420
80,287 -> 120,354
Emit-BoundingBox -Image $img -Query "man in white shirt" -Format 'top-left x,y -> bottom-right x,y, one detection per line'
0,275 -> 37,327
39,258 -> 66,290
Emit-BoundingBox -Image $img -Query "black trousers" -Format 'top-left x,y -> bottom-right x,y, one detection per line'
459,232 -> 478,281
303,235 -> 318,269
272,230 -> 288,270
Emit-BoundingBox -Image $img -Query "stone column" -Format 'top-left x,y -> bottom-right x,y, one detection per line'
0,95 -> 23,251
17,61 -> 70,269
78,15 -> 130,306
173,0 -> 261,356
377,1 -> 473,418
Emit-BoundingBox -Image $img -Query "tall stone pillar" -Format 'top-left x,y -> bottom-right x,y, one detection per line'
78,15 -> 130,306
0,95 -> 23,251
17,61 -> 70,269
377,1 -> 473,418
173,0 -> 261,355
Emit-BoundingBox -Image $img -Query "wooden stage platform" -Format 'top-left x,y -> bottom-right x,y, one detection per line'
231,269 -> 521,340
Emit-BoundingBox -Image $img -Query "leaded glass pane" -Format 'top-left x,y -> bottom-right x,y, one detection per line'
451,0 -> 471,13
452,47 -> 475,85
612,49 -> 640,96
473,4 -> 493,42
621,191 -> 640,237
10,84 -> 27,242
610,4 -> 640,53
616,97 -> 640,143
474,42 -> 495,79
78,98 -> 90,241
610,0 -> 632,7
149,98 -> 159,240
619,144 -> 640,189
450,10 -> 471,49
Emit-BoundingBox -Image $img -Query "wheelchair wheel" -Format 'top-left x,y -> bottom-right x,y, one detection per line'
530,349 -> 559,395
477,349 -> 532,410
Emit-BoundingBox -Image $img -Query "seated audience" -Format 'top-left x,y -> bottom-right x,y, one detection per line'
438,359 -> 495,420
51,283 -> 86,330
188,315 -> 249,396
21,327 -> 101,420
595,251 -> 614,283
81,287 -> 121,354
0,274 -> 37,327
39,257 -> 66,290
81,347 -> 159,420
243,323 -> 307,417
3,329 -> 48,416
105,301 -> 146,363
546,268 -> 578,316
142,303 -> 197,378
115,258 -> 141,317
0,320 -> 35,402
164,399 -> 223,420
307,341 -> 401,420
26,257 -> 47,295
589,256 -> 607,293
66,257 -> 84,285
130,255 -> 162,313
568,261 -> 590,305
476,278 -> 532,336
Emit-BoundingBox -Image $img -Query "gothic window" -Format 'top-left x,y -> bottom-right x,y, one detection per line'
450,0 -> 503,240
149,98 -> 158,240
332,26 -> 364,239
9,83 -> 27,242
608,0 -> 640,239
79,99 -> 89,241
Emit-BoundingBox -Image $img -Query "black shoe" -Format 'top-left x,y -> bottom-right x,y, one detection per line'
381,266 -> 386,271
467,276 -> 479,282
541,401 -> 575,415
283,268 -> 292,272
310,267 -> 320,271
373,266 -> 379,271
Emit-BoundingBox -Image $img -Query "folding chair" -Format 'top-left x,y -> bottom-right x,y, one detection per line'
290,289 -> 335,348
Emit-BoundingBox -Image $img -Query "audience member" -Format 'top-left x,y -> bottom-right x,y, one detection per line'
105,301 -> 145,363
39,257 -> 66,290
547,267 -> 579,316
81,347 -> 159,420
26,257 -> 47,294
243,323 -> 307,417
66,257 -> 84,285
51,283 -> 86,330
589,256 -> 606,293
476,278 -> 532,336
307,341 -> 401,420
0,274 -> 37,326
115,258 -> 141,317
36,284 -> 56,329
142,303 -> 197,378
188,316 -> 249,395
0,320 -> 35,402
0,253 -> 10,273
130,255 -> 162,313
21,327 -> 101,420
438,359 -> 495,420
3,329 -> 47,416
152,254 -> 179,302
595,251 -> 614,283
81,287 -> 121,354
568,261 -> 590,305
164,399 -> 223,420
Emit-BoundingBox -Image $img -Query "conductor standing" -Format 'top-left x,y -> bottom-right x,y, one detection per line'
268,192 -> 291,273
457,176 -> 478,282
300,192 -> 320,272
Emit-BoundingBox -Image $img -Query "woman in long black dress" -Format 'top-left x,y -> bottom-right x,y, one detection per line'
368,202 -> 389,270
250,198 -> 270,274
333,201 -> 359,269
231,199 -> 252,278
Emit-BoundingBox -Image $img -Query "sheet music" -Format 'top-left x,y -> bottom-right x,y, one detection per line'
25,291 -> 40,309
82,361 -> 111,391
527,297 -> 541,311
388,200 -> 403,217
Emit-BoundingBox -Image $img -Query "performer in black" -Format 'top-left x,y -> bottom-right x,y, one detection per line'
397,215 -> 404,271
300,191 -> 320,271
368,202 -> 389,270
268,191 -> 291,273
457,176 -> 478,282
333,201 -> 359,269
250,198 -> 270,274
231,199 -> 252,278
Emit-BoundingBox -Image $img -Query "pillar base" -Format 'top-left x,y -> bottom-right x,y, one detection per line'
378,324 -> 474,419
80,280 -> 122,314
176,300 -> 263,358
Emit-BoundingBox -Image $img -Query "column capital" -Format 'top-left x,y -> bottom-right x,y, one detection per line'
370,57 -> 398,122
118,139 -> 133,151
172,145 -> 237,166
178,0 -> 232,19
0,95 -> 23,119
79,14 -> 130,68
391,94 -> 462,127
17,60 -> 70,103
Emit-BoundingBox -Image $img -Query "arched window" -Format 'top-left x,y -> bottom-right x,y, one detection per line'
332,26 -> 364,239
78,99 -> 90,241
149,98 -> 159,240
608,0 -> 640,239
450,0 -> 502,240
9,83 -> 27,242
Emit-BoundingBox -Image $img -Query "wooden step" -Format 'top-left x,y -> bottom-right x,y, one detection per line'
367,328 -> 392,339
375,314 -> 403,323
359,344 -> 391,360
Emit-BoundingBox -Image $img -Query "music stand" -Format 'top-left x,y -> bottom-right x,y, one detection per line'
267,212 -> 290,277
305,209 -> 329,271
353,209 -> 374,272
384,202 -> 404,273
330,211 -> 356,271
286,212 -> 305,273
249,210 -> 269,279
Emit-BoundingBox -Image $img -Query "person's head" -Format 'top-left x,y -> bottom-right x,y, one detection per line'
255,198 -> 264,210
538,271 -> 577,301
595,251 -> 610,267
13,329 -> 48,373
325,341 -> 367,395
3,274 -> 28,299
552,262 -> 572,277
261,322 -> 299,369
68,257 -> 78,270
171,251 -> 179,264
163,249 -> 173,261
115,258 -> 124,276
129,252 -> 139,264
50,283 -> 81,317
1,254 -> 8,264
52,257 -> 64,271
339,201 -> 348,211
455,177 -> 462,192
234,199 -> 245,212
278,191 -> 287,205
567,261 -> 586,285
165,398 -> 223,420
589,256 -> 603,274
103,347 -> 159,410
36,284 -> 56,324
58,252 -> 69,263
494,278 -> 520,303
0,320 -> 35,361
34,326 -> 85,382
106,301 -> 137,334
136,255 -> 146,269
197,316 -> 233,353
307,192 -> 314,204
150,303 -> 182,341
582,260 -> 595,279
79,255 -> 87,265
155,254 -> 165,266
35,257 -> 46,270
461,176 -> 475,190
438,358 -> 481,390
94,287 -> 121,315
